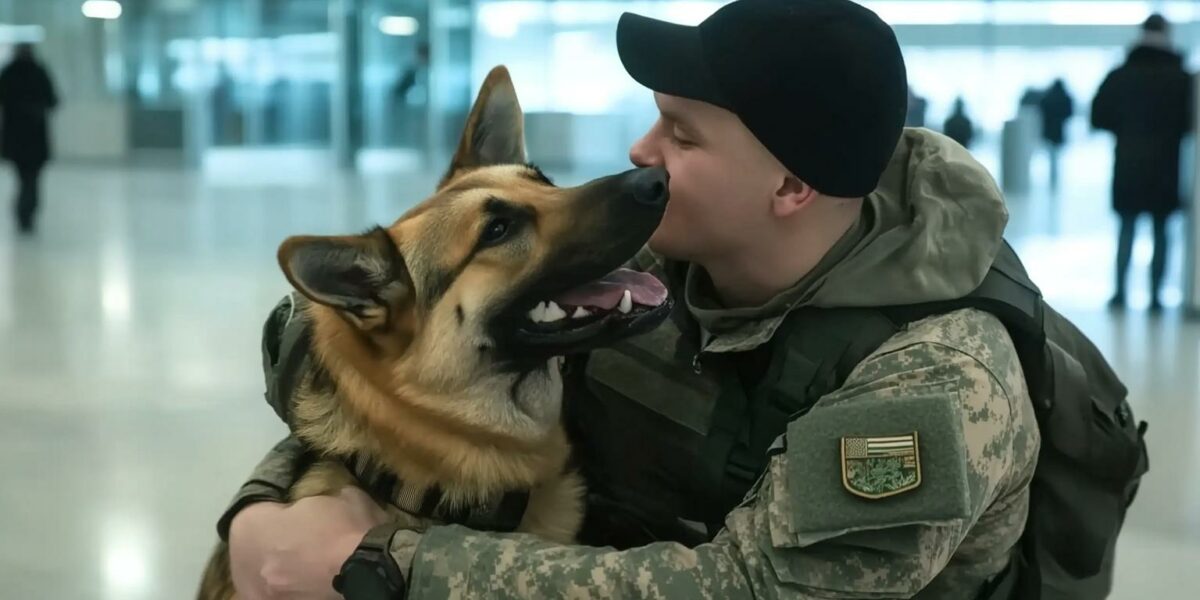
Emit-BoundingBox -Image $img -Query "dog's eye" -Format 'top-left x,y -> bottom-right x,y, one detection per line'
480,218 -> 512,246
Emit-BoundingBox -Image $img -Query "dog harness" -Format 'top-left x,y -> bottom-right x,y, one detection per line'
343,455 -> 531,533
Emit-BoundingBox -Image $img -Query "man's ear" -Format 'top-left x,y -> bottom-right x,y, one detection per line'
277,227 -> 411,330
772,176 -> 819,218
439,65 -> 526,187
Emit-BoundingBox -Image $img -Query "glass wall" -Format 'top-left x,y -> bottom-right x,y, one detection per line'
122,0 -> 468,169
0,0 -> 1195,171
124,1 -> 192,151
163,0 -> 337,148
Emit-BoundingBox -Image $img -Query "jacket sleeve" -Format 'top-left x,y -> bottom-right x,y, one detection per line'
216,435 -> 306,541
399,340 -> 1037,599
1090,72 -> 1121,133
215,295 -> 310,540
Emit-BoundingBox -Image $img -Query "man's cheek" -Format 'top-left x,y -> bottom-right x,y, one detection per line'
660,199 -> 691,232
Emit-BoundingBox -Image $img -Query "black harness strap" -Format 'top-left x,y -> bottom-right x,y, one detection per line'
343,455 -> 531,533
698,307 -> 904,530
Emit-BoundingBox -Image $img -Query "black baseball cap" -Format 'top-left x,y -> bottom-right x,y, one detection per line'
617,0 -> 907,198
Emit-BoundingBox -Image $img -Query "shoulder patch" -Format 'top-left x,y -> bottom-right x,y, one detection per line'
776,381 -> 971,548
841,432 -> 921,499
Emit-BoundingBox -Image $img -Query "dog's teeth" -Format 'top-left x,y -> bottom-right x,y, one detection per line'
544,301 -> 567,322
528,302 -> 547,322
572,306 -> 591,319
618,289 -> 633,314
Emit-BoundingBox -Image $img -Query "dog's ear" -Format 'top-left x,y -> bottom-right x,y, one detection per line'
277,228 -> 411,330
440,65 -> 525,187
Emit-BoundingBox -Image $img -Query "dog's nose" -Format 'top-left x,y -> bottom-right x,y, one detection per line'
626,167 -> 669,208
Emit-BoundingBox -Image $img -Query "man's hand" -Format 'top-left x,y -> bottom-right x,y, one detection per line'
229,486 -> 389,600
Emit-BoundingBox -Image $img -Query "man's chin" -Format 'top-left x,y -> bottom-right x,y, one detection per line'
648,233 -> 682,258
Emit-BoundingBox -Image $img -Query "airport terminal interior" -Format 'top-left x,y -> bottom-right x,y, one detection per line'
1,0 -> 1199,598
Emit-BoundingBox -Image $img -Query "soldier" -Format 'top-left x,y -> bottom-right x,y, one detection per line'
224,1 -> 1042,598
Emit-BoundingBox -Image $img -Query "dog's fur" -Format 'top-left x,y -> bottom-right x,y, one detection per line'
196,66 -> 668,599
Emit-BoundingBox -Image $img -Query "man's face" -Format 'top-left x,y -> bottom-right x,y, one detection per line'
629,93 -> 783,263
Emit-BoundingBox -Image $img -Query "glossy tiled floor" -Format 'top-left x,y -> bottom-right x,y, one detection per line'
0,141 -> 1196,598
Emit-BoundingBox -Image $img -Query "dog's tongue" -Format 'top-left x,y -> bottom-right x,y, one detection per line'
553,268 -> 668,310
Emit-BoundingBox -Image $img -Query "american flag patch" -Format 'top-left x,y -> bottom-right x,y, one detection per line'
843,435 -> 918,459
841,432 -> 922,499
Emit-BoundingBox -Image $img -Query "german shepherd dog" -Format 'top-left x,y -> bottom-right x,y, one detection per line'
196,66 -> 672,599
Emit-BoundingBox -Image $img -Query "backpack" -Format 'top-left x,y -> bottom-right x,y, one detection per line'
711,241 -> 1148,599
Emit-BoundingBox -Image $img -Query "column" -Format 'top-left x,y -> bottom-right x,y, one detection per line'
1185,74 -> 1200,317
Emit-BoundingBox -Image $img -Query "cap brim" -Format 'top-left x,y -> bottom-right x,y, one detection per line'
617,13 -> 731,109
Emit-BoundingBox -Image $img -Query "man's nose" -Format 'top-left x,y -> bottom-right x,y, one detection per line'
629,125 -> 663,168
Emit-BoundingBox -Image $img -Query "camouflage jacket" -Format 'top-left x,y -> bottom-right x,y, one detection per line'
221,305 -> 1039,599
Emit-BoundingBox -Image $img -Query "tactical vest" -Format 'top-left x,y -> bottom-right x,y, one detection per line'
566,242 -> 1148,600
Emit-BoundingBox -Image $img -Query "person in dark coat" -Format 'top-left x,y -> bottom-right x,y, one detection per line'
0,43 -> 58,234
392,42 -> 430,104
1091,14 -> 1194,311
1038,79 -> 1074,192
943,96 -> 975,149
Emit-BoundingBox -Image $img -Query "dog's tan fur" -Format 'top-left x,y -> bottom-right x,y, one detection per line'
196,66 -> 622,600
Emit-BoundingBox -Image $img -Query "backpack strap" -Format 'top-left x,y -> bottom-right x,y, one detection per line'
882,242 -> 1049,410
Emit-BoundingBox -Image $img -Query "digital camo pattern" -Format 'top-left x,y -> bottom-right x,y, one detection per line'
397,309 -> 1040,599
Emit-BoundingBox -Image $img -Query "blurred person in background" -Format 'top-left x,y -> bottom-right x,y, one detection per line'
1038,78 -> 1073,193
905,84 -> 927,127
392,42 -> 430,104
391,43 -> 430,146
0,43 -> 58,235
1091,14 -> 1193,312
943,96 -> 975,149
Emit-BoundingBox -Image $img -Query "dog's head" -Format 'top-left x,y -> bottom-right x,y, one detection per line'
275,67 -> 670,435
